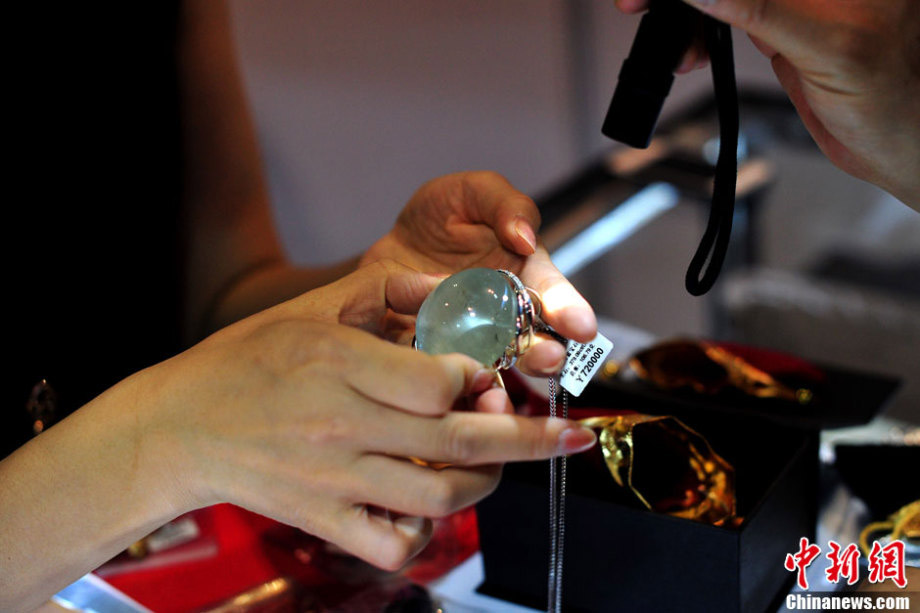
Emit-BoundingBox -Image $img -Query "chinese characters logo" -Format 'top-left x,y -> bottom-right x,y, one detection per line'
784,538 -> 907,589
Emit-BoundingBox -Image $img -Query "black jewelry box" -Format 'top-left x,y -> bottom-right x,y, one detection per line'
476,364 -> 900,612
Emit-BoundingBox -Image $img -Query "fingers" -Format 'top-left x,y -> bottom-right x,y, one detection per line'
614,0 -> 710,72
315,260 -> 443,329
438,171 -> 598,348
515,335 -> 567,377
679,0 -> 825,63
325,503 -> 434,571
616,0 -> 819,72
520,247 -> 597,343
748,33 -> 777,59
354,456 -> 502,518
344,336 -> 490,417
470,382 -> 515,414
368,411 -> 597,466
299,459 -> 502,572
374,260 -> 443,316
461,171 -> 541,256
675,44 -> 708,73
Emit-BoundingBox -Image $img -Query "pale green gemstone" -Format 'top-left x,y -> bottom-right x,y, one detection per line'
415,268 -> 519,366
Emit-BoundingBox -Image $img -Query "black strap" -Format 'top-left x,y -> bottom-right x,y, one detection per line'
685,18 -> 739,296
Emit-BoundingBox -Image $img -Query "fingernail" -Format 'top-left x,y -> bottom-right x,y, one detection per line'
514,218 -> 537,254
559,305 -> 598,344
471,368 -> 498,393
538,355 -> 567,376
557,426 -> 597,455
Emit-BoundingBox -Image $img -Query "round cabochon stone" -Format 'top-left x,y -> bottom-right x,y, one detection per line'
415,268 -> 519,366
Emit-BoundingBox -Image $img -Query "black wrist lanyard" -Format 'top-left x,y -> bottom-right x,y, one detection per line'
603,0 -> 739,296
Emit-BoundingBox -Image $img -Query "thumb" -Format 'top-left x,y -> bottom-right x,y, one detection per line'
284,260 -> 442,329
371,259 -> 444,316
335,259 -> 443,326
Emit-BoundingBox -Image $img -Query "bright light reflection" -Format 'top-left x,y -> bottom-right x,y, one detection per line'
550,183 -> 679,277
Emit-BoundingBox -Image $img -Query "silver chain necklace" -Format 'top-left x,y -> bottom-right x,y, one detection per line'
547,377 -> 569,613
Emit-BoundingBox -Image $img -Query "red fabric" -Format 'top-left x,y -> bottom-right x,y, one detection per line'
102,505 -> 288,612
99,503 -> 480,612
403,507 -> 479,584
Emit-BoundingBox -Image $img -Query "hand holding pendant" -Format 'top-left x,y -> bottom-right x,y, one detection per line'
361,171 -> 598,376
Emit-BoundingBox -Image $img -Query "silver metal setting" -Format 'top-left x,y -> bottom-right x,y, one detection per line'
495,269 -> 536,370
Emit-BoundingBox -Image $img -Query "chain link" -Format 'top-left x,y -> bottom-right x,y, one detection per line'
547,377 -> 568,613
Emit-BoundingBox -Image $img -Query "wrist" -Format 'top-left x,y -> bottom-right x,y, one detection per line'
0,363 -> 199,610
91,364 -> 201,522
126,356 -> 215,514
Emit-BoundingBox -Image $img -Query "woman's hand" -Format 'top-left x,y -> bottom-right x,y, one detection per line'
151,261 -> 596,570
616,0 -> 920,209
361,171 -> 598,376
0,262 -> 596,610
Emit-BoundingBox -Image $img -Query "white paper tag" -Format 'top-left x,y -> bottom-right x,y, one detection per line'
558,332 -> 614,397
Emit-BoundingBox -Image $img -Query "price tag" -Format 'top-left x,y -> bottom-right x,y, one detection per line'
559,332 -> 614,397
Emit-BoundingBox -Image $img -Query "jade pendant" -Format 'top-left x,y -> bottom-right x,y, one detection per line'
415,268 -> 533,368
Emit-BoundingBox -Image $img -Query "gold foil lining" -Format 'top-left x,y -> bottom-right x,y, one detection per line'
624,339 -> 812,404
580,414 -> 738,526
859,499 -> 920,556
699,343 -> 812,403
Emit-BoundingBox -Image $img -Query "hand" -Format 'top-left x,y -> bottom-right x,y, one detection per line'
149,261 -> 596,570
361,171 -> 598,376
616,0 -> 920,209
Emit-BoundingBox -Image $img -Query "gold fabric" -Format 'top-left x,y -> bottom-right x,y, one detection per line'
611,339 -> 812,404
581,414 -> 738,525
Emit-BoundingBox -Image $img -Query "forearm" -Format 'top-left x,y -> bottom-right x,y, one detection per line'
178,0 -> 363,338
0,368 -> 193,612
202,255 -> 361,335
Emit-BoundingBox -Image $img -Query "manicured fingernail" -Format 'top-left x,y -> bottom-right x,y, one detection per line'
558,426 -> 597,454
514,218 -> 537,254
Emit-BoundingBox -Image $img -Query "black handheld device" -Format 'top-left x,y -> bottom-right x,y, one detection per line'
602,0 -> 739,296
602,0 -> 702,148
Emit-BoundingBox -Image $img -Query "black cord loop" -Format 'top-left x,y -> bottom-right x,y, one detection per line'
684,18 -> 739,296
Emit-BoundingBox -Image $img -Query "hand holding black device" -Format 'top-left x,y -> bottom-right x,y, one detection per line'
603,0 -> 738,296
